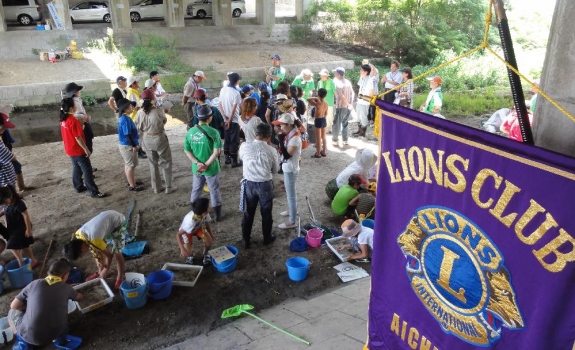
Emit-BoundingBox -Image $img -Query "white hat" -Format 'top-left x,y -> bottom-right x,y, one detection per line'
144,79 -> 155,89
126,76 -> 139,87
301,69 -> 313,77
272,113 -> 295,125
319,69 -> 330,76
355,148 -> 377,170
194,71 -> 207,80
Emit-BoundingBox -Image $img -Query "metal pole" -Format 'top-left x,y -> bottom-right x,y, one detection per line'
494,0 -> 534,144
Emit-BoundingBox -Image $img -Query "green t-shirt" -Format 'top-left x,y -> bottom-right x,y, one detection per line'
184,123 -> 222,176
331,184 -> 359,215
269,66 -> 286,90
293,77 -> 315,100
317,78 -> 335,106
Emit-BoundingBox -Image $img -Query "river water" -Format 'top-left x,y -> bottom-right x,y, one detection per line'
8,104 -> 189,147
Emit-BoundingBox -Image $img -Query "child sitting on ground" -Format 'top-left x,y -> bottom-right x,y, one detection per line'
331,174 -> 364,218
338,219 -> 374,262
8,258 -> 84,347
176,198 -> 215,265
0,185 -> 37,268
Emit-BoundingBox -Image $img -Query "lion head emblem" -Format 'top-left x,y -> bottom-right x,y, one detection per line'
397,217 -> 427,275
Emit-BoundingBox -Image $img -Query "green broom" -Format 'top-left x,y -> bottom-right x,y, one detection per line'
221,304 -> 311,345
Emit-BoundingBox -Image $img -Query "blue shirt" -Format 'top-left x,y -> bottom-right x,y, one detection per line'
249,91 -> 261,106
118,114 -> 139,146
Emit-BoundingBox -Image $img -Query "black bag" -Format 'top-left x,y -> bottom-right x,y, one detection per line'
399,98 -> 411,107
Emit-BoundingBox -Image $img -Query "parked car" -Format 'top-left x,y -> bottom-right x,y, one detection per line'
70,1 -> 110,23
187,0 -> 245,18
129,0 -> 163,22
1,0 -> 41,25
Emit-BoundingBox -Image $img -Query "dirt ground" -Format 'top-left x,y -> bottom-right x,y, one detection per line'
0,111 -> 376,349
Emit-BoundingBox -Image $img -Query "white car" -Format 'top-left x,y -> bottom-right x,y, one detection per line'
187,0 -> 245,18
70,1 -> 110,23
129,0 -> 164,21
1,0 -> 42,25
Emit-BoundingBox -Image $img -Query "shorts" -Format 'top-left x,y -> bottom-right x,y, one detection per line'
182,228 -> 206,244
106,228 -> 126,254
314,118 -> 327,128
8,308 -> 23,330
119,145 -> 138,167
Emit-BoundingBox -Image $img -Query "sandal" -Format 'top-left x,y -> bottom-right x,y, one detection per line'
278,222 -> 297,229
128,185 -> 144,192
320,152 -> 327,157
30,260 -> 38,268
311,154 -> 322,158
114,278 -> 125,290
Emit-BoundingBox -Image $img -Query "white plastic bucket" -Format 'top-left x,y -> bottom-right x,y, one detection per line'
0,317 -> 14,344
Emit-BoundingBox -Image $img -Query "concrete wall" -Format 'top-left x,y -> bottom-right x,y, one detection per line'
0,78 -> 111,107
533,0 -> 575,157
0,24 -> 290,59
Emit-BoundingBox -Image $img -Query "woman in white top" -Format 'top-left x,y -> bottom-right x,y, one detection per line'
240,98 -> 263,142
273,113 -> 302,229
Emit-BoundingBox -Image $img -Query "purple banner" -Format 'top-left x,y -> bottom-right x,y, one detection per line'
367,101 -> 575,350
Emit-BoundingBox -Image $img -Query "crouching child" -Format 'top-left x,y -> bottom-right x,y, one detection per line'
8,258 -> 84,347
338,219 -> 374,262
176,198 -> 215,265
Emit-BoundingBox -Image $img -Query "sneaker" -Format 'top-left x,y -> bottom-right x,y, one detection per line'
128,185 -> 144,192
343,141 -> 349,146
76,185 -> 88,193
355,258 -> 371,263
263,234 -> 277,245
280,211 -> 289,217
278,222 -> 297,229
185,256 -> 194,265
91,192 -> 107,198
203,254 -> 212,265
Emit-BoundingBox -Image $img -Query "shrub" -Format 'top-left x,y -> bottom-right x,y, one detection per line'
124,35 -> 190,73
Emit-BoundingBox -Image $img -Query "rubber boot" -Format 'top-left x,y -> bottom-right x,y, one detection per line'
16,173 -> 34,192
214,205 -> 225,222
231,154 -> 242,168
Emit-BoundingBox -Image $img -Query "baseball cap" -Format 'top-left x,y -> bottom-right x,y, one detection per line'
319,69 -> 330,76
333,67 -> 345,75
64,82 -> 83,97
242,84 -> 254,94
258,82 -> 268,91
140,89 -> 155,100
194,71 -> 207,80
126,76 -> 139,86
228,72 -> 242,85
116,76 -> 127,83
427,76 -> 442,85
341,219 -> 361,238
271,53 -> 281,60
0,113 -> 15,129
272,113 -> 295,125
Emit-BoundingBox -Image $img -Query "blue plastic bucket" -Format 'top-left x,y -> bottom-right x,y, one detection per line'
286,257 -> 310,282
361,219 -> 375,229
147,270 -> 173,300
212,245 -> 238,274
6,258 -> 33,289
120,280 -> 148,309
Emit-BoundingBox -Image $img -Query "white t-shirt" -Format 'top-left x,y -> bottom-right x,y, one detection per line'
219,86 -> 242,123
357,226 -> 374,251
239,140 -> 279,182
155,82 -> 166,96
357,76 -> 374,106
80,210 -> 125,241
179,211 -> 212,234
281,132 -> 302,173
240,117 -> 263,142
336,161 -> 367,188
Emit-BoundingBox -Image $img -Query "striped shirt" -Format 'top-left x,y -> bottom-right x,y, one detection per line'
0,141 -> 16,186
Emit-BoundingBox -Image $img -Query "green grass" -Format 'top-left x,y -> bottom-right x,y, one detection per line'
124,35 -> 191,74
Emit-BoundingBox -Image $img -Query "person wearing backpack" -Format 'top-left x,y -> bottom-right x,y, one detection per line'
273,114 -> 302,230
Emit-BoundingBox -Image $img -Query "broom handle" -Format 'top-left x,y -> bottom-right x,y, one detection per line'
242,311 -> 310,345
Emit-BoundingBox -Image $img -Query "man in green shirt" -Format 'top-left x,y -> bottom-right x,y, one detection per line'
317,69 -> 335,133
264,54 -> 286,93
292,69 -> 315,99
184,105 -> 224,221
331,174 -> 363,216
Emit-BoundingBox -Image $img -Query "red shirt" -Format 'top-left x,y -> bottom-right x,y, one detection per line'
502,110 -> 533,142
60,115 -> 86,156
